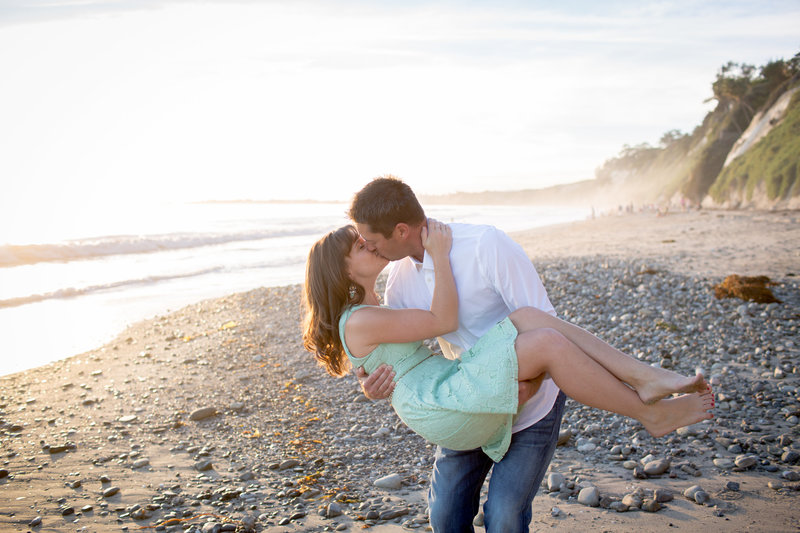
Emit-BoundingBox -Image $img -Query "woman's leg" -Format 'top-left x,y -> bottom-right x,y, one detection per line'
514,328 -> 713,437
509,307 -> 706,404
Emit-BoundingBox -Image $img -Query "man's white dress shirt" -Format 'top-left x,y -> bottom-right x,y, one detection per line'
384,223 -> 560,433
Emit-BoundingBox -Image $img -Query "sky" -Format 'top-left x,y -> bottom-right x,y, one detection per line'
0,0 -> 798,219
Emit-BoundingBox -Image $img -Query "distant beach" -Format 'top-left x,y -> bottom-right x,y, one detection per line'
0,208 -> 798,532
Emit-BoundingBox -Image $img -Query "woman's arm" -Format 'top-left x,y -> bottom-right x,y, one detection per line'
345,220 -> 457,356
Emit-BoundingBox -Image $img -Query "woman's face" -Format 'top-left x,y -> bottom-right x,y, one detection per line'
345,235 -> 389,283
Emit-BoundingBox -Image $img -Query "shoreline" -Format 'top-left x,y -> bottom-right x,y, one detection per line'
1,208 -> 799,532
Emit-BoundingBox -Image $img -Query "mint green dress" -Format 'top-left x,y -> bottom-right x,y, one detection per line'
340,305 -> 520,462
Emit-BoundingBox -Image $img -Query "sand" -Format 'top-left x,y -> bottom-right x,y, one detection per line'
1,208 -> 798,532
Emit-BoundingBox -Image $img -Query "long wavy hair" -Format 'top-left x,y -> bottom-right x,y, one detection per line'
303,225 -> 366,377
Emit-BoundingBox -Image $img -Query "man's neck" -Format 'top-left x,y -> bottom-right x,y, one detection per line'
409,222 -> 426,262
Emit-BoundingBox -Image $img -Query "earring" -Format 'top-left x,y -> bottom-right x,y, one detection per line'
349,285 -> 357,299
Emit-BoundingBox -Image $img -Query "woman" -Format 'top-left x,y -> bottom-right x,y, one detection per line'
303,222 -> 713,461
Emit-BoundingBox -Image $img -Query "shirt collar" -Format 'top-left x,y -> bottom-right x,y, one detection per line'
405,252 -> 431,272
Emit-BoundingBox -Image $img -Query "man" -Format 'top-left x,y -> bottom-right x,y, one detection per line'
348,176 -> 566,532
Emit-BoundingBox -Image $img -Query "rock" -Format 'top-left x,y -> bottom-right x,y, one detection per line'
641,499 -> 662,512
119,415 -> 138,423
550,506 -> 562,517
189,407 -> 218,421
621,493 -> 642,509
782,470 -> 800,481
557,429 -> 572,445
547,473 -> 565,492
194,460 -> 214,472
29,516 -> 42,527
653,488 -> 674,503
380,507 -> 409,520
781,450 -> 800,464
609,501 -> 629,512
734,455 -> 758,469
102,486 -> 120,498
643,458 -> 671,476
769,480 -> 784,490
683,485 -> 703,500
577,486 -> 600,507
279,459 -> 300,470
326,502 -> 343,518
0,469 -> 9,479
47,443 -> 72,454
202,523 -> 221,533
694,490 -> 710,505
374,473 -> 403,490
713,458 -> 735,469
132,458 -> 150,469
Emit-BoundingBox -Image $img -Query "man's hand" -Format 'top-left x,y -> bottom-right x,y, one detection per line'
518,373 -> 545,406
356,364 -> 396,400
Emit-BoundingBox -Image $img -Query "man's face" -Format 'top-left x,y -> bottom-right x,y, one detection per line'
355,222 -> 408,261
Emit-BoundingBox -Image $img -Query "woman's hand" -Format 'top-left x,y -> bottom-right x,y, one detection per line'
422,218 -> 452,259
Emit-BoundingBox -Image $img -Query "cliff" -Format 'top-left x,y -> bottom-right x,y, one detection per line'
422,54 -> 800,211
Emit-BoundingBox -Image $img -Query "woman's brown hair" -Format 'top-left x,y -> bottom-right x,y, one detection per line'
302,225 -> 365,377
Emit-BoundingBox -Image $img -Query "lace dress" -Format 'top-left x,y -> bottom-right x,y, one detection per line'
339,305 -> 520,461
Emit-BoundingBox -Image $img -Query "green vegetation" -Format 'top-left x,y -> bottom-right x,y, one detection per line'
711,89 -> 800,203
594,52 -> 800,208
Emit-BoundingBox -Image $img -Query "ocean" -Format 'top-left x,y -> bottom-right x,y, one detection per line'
0,202 -> 590,376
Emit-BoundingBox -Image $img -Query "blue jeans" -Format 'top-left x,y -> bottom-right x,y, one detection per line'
428,391 -> 566,533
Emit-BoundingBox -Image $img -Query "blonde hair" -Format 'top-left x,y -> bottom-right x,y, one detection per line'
302,225 -> 365,376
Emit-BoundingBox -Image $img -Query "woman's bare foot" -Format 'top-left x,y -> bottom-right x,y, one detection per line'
641,390 -> 715,437
635,369 -> 709,405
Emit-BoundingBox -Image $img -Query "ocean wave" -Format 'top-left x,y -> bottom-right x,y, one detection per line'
0,227 -> 321,268
0,267 -> 225,309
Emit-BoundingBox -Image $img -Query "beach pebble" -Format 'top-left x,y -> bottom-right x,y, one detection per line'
642,499 -> 662,512
769,480 -> 784,490
102,486 -> 120,498
577,486 -> 600,507
735,455 -> 758,469
189,407 -> 218,421
654,488 -> 674,502
279,459 -> 300,470
609,501 -> 629,512
644,458 -> 671,476
29,516 -> 42,527
683,485 -> 703,500
621,493 -> 642,509
782,471 -> 800,481
374,473 -> 403,490
547,473 -> 565,492
713,458 -> 735,469
325,502 -> 343,518
194,460 -> 213,471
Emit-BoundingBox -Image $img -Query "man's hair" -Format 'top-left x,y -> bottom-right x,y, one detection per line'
348,175 -> 426,238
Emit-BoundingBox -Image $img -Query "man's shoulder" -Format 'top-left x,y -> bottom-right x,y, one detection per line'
451,222 -> 506,249
451,222 -> 501,239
